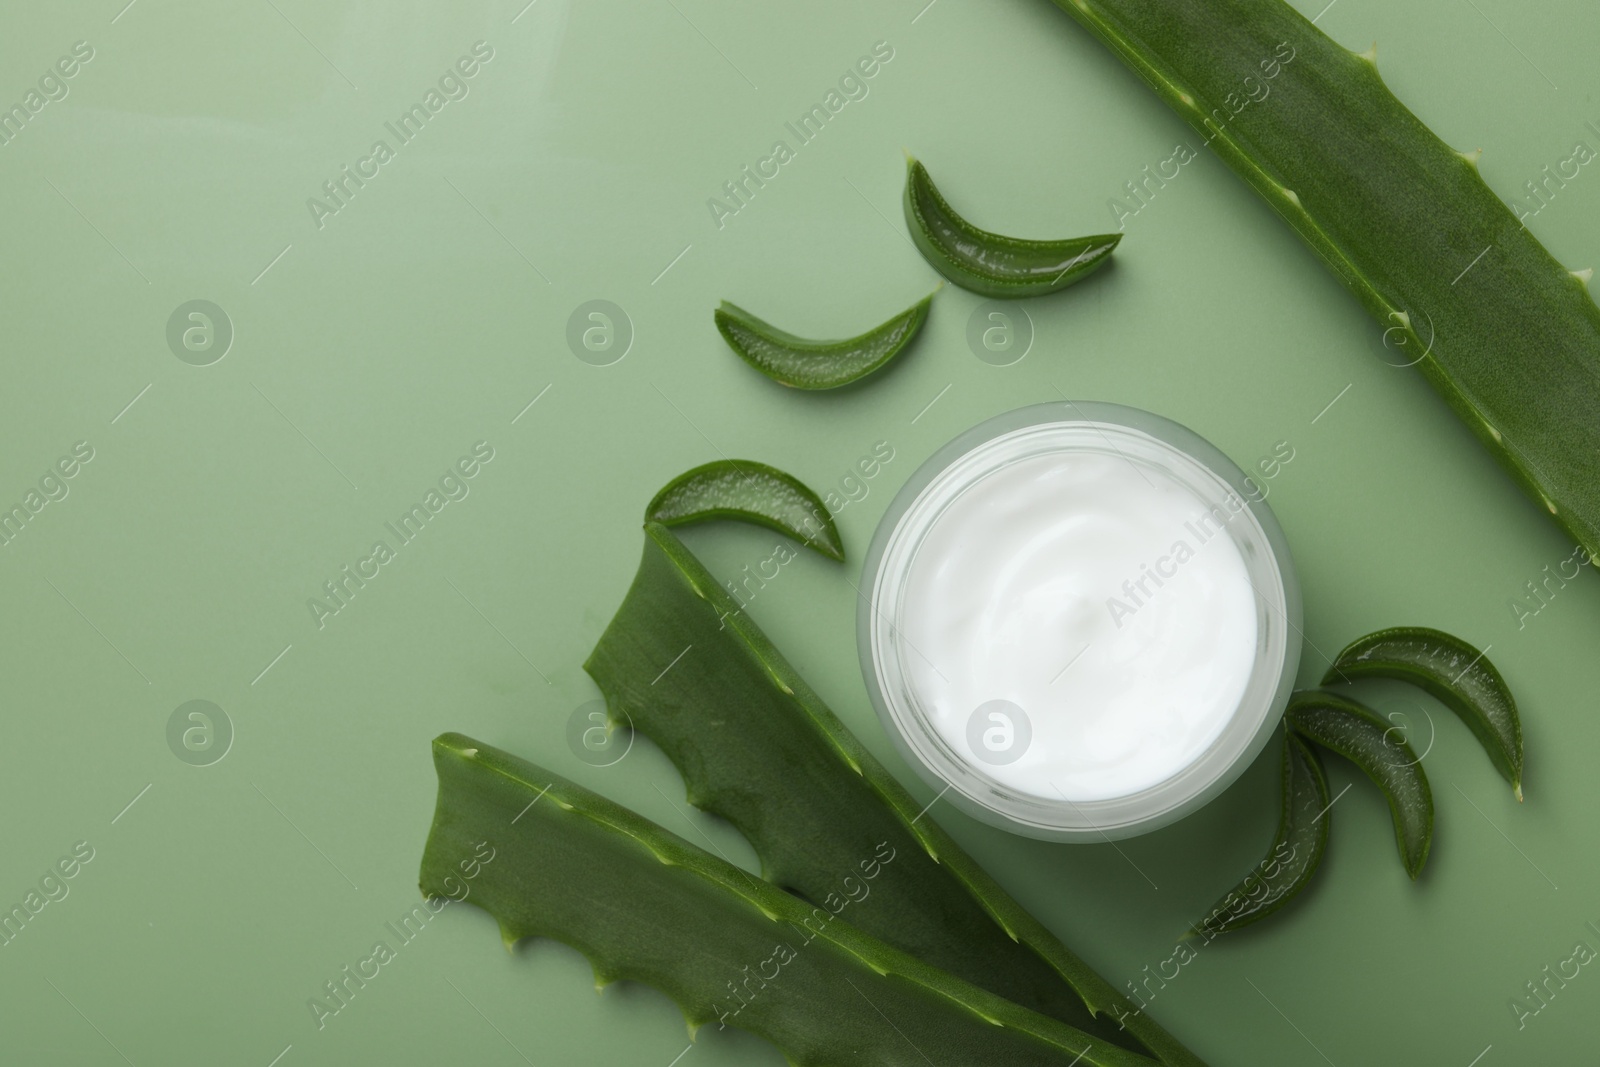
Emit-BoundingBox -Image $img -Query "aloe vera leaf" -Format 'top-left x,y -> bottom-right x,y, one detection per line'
646,460 -> 844,562
419,733 -> 1161,1067
1044,1 -> 1600,570
902,157 -> 1121,298
585,522 -> 1205,1066
1193,732 -> 1330,938
1322,626 -> 1523,799
1286,691 -> 1434,879
715,292 -> 933,390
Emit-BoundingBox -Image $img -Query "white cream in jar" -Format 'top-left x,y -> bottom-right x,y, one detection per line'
861,404 -> 1299,840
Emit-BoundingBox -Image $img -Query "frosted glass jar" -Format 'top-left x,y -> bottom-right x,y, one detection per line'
859,402 -> 1300,841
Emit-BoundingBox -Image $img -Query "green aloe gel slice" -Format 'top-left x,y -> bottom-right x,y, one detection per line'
1323,626 -> 1522,799
1287,691 -> 1434,879
903,156 -> 1120,298
646,460 -> 844,562
1194,732 -> 1330,938
715,292 -> 934,390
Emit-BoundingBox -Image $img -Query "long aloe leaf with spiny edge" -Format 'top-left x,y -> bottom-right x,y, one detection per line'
1046,0 -> 1600,565
584,523 -> 1204,1066
419,733 -> 1162,1067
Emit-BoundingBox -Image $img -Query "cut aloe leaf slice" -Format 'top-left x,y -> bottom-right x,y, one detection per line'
1323,626 -> 1522,799
646,459 -> 844,561
903,156 -> 1119,298
715,293 -> 933,390
1287,690 -> 1434,880
1194,731 -> 1330,938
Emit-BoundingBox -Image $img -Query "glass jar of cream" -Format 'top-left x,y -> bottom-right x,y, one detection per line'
859,402 -> 1300,841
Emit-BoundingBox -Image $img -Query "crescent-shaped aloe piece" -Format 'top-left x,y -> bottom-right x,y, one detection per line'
646,460 -> 844,562
715,293 -> 933,390
1043,0 -> 1600,583
419,733 -> 1161,1067
1193,732 -> 1330,938
585,523 -> 1204,1066
902,157 -> 1120,298
1322,626 -> 1523,800
1286,690 -> 1433,880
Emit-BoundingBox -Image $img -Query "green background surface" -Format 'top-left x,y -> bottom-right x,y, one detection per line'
2,0 -> 1597,1063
